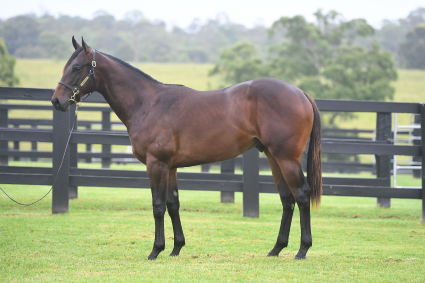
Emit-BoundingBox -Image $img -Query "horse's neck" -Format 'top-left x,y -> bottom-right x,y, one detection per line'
96,59 -> 158,128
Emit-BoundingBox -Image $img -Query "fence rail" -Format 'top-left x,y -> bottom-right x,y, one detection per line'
2,109 -> 378,173
0,87 -> 424,221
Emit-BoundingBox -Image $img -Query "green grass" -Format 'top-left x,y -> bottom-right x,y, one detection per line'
14,59 -> 219,91
0,185 -> 424,282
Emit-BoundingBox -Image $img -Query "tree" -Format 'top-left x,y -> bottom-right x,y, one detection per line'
0,38 -> 19,86
375,20 -> 407,56
38,31 -> 72,59
399,23 -> 425,69
208,42 -> 265,87
0,15 -> 40,55
124,10 -> 145,64
269,11 -> 396,126
267,10 -> 375,83
374,7 -> 425,65
403,7 -> 425,29
210,11 -> 397,127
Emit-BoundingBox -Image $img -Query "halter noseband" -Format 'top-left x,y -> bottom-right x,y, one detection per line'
58,49 -> 98,104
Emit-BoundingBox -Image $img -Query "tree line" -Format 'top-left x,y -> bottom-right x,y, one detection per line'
0,11 -> 272,64
0,8 -> 424,68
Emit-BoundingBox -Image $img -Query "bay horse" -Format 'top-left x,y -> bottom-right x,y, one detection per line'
51,37 -> 322,260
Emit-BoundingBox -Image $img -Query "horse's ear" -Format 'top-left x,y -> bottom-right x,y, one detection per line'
72,36 -> 81,50
81,37 -> 92,53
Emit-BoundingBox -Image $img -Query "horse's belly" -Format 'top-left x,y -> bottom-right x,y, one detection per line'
172,131 -> 254,168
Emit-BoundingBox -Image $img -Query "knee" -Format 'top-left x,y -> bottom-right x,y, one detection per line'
152,204 -> 166,218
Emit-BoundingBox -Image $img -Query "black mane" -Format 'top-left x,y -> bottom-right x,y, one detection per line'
99,51 -> 183,87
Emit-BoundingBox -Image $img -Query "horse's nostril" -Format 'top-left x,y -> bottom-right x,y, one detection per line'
52,97 -> 60,108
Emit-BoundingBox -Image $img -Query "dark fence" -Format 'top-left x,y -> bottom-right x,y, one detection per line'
0,87 -> 424,221
2,104 -> 376,173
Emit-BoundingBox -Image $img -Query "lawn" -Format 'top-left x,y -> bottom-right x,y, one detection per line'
0,184 -> 424,282
14,59 -> 219,91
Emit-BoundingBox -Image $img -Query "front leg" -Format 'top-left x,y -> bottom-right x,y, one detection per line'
167,168 -> 185,256
147,158 -> 170,260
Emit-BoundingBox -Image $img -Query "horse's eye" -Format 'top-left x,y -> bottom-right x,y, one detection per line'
73,66 -> 82,72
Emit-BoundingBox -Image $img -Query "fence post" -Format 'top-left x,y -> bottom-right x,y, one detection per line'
201,164 -> 210,172
221,158 -> 235,203
69,104 -> 78,199
413,114 -> 421,178
0,109 -> 8,165
376,112 -> 392,208
13,124 -> 19,161
102,111 -> 111,168
243,148 -> 259,217
31,125 -> 37,162
52,109 -> 70,214
420,103 -> 425,224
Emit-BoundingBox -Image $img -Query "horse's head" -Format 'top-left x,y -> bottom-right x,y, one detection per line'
51,36 -> 97,111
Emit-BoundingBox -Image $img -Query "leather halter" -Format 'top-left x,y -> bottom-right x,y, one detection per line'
58,49 -> 98,103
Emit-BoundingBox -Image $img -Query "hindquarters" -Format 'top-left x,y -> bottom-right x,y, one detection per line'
246,79 -> 322,206
248,78 -> 313,163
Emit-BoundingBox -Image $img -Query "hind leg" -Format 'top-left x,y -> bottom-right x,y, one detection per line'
277,159 -> 312,260
265,148 -> 296,257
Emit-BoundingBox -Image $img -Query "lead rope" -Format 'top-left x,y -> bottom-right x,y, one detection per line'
0,106 -> 79,206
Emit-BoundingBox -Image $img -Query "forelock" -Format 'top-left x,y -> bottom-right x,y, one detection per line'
63,47 -> 83,74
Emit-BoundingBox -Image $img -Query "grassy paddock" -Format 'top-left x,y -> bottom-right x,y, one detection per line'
2,60 -> 424,282
14,59 -> 218,91
1,184 -> 424,282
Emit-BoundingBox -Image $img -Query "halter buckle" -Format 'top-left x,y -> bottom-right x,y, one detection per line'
69,89 -> 79,103
92,61 -> 96,67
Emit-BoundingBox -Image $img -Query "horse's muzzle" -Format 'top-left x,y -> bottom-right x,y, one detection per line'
51,97 -> 69,112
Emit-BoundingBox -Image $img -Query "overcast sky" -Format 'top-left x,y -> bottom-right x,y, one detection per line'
1,0 -> 423,28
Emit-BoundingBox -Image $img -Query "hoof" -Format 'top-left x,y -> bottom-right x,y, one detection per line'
267,244 -> 286,257
148,247 -> 164,260
294,255 -> 306,260
169,243 -> 185,257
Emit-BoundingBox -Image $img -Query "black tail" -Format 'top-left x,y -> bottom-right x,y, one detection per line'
305,93 -> 322,208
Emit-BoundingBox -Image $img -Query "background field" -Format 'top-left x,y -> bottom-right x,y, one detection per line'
14,59 -> 219,92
